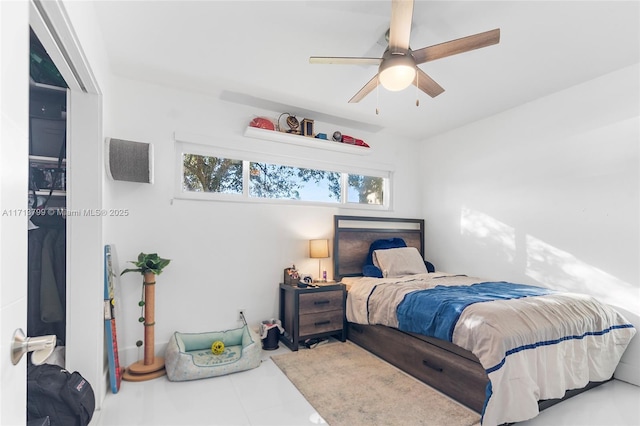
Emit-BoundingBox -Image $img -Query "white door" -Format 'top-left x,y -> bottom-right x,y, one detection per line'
1,1 -> 104,422
0,1 -> 30,424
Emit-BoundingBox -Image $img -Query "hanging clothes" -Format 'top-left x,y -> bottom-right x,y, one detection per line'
28,218 -> 66,345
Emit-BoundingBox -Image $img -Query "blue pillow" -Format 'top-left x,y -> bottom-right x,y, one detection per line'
424,261 -> 435,273
363,264 -> 384,278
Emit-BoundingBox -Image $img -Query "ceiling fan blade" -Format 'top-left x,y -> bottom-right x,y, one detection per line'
414,68 -> 444,98
348,74 -> 379,103
412,28 -> 500,65
310,56 -> 382,65
388,0 -> 414,51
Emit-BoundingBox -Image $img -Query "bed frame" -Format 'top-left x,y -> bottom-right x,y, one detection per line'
333,215 -> 606,415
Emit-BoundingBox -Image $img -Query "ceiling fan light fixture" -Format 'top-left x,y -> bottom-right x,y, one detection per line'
378,54 -> 416,91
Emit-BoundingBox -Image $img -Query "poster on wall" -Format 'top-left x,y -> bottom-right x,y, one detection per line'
104,244 -> 123,393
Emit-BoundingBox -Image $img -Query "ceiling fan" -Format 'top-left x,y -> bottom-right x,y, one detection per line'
309,0 -> 500,104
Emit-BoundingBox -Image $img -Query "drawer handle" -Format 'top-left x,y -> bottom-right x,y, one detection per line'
314,300 -> 330,305
315,320 -> 331,326
422,359 -> 444,373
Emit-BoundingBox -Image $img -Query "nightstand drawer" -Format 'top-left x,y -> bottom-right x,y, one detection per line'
300,310 -> 344,336
299,291 -> 343,314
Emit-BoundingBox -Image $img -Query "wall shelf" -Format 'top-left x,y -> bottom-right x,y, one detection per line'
243,126 -> 371,155
29,155 -> 66,198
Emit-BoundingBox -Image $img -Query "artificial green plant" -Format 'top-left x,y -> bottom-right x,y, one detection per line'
120,252 -> 171,276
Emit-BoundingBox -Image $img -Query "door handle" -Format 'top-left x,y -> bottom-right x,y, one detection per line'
11,328 -> 56,365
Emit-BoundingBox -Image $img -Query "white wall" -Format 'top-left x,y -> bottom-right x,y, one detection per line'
101,75 -> 423,365
419,64 -> 640,384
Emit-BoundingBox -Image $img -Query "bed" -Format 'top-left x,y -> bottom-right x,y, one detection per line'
333,215 -> 636,426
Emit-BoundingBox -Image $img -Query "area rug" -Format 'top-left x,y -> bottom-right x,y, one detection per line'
271,341 -> 481,426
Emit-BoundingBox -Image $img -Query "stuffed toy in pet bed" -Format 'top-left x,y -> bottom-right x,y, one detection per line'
165,324 -> 261,381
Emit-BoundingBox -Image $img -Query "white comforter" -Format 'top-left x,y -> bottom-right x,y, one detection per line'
345,273 -> 636,426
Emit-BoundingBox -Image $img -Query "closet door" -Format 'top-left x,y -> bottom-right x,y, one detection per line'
65,88 -> 103,394
0,2 -> 29,425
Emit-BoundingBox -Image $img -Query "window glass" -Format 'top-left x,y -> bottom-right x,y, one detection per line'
178,144 -> 390,209
182,153 -> 243,194
249,162 -> 341,203
347,174 -> 384,205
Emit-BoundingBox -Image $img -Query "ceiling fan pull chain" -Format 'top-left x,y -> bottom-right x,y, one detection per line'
376,79 -> 380,115
415,71 -> 420,107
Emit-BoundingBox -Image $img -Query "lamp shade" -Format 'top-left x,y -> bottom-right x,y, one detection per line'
378,54 -> 416,91
309,239 -> 329,259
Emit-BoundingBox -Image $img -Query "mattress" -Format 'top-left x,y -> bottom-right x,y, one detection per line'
346,272 -> 636,425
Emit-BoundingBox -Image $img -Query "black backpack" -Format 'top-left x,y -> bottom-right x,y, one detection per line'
27,364 -> 95,426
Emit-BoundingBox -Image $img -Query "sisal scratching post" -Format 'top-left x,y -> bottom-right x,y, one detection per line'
123,271 -> 166,381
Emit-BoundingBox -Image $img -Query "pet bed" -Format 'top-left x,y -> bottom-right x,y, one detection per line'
165,321 -> 261,382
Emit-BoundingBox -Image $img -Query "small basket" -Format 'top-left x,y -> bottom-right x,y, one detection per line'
283,267 -> 299,286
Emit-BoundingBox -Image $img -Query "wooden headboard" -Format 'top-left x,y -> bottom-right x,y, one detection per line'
333,215 -> 425,280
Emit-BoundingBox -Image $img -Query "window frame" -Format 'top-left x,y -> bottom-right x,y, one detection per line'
174,136 -> 393,211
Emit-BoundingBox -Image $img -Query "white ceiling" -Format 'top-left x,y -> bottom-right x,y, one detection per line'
91,0 -> 639,140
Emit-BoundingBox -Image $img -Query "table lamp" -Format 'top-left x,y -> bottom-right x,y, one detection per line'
309,239 -> 329,282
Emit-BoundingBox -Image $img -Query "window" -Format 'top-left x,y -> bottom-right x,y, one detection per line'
182,154 -> 243,194
347,174 -> 384,205
249,162 -> 340,203
176,140 -> 391,209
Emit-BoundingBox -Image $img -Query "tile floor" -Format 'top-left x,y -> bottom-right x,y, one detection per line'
93,343 -> 640,426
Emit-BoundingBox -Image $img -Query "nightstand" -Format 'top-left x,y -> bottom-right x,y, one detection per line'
279,283 -> 346,351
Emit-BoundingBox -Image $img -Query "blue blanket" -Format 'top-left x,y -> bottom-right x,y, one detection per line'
397,282 -> 556,341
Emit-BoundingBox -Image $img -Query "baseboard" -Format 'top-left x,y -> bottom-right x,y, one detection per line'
119,341 -> 168,368
614,360 -> 640,386
609,304 -> 639,386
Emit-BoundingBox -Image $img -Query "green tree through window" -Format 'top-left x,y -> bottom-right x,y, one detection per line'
348,174 -> 384,205
183,154 -> 242,193
250,162 -> 340,201
182,152 -> 386,206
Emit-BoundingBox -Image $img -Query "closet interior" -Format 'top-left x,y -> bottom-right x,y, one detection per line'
28,27 -> 68,366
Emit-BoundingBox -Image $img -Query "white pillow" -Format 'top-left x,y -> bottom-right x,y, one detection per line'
373,247 -> 427,278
